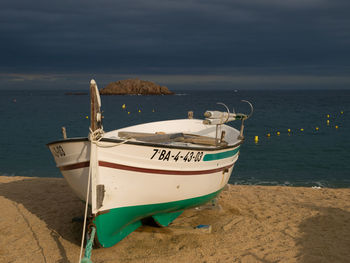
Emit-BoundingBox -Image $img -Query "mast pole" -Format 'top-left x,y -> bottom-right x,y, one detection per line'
90,80 -> 97,132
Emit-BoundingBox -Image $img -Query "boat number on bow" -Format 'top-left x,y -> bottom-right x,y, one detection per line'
52,145 -> 66,158
151,149 -> 204,162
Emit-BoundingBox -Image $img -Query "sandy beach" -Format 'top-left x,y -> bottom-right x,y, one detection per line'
0,176 -> 349,263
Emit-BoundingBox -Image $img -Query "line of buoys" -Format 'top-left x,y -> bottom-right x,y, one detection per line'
122,109 -> 156,114
119,103 -> 156,115
254,111 -> 344,143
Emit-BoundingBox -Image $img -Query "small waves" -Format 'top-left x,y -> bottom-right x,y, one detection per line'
229,177 -> 350,188
0,172 -> 16,177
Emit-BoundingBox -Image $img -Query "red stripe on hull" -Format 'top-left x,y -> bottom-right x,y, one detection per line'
59,161 -> 89,171
59,161 -> 233,175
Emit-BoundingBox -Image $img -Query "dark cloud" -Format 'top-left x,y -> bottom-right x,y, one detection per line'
1,0 -> 350,89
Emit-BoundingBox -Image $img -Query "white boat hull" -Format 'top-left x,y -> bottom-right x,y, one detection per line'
48,119 -> 243,247
51,139 -> 240,209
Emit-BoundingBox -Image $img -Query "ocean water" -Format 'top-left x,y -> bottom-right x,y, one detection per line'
0,89 -> 349,188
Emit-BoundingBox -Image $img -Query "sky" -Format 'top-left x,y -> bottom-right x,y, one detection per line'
1,0 -> 350,90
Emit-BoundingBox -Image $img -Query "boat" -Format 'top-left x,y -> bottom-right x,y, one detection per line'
47,79 -> 252,248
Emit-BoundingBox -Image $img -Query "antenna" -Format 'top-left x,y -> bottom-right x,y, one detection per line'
216,102 -> 230,124
241,100 -> 253,120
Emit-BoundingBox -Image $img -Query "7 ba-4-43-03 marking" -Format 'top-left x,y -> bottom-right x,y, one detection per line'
151,149 -> 204,162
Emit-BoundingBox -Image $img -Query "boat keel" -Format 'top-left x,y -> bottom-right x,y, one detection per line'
152,211 -> 183,227
93,189 -> 221,247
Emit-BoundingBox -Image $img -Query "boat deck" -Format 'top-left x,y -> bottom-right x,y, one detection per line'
116,131 -> 227,147
104,119 -> 241,148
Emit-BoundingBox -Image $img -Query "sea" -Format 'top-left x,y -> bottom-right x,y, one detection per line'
1,89 -> 349,188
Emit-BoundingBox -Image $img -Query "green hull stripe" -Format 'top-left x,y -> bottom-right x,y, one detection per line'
203,147 -> 240,161
93,189 -> 223,248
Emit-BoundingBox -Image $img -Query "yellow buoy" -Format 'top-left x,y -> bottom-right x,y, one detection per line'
327,114 -> 330,118
128,111 -> 130,115
267,133 -> 271,137
85,116 -> 89,119
254,136 -> 259,143
277,131 -> 280,136
122,104 -> 126,109
315,127 -> 319,131
341,111 -> 344,114
138,109 -> 141,113
287,129 -> 291,133
300,128 -> 304,132
327,119 -> 330,125
335,125 -> 339,129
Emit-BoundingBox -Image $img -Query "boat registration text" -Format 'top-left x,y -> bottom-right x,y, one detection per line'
151,149 -> 204,162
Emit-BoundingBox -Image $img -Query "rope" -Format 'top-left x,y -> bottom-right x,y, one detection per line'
89,128 -> 131,148
80,227 -> 96,263
78,127 -> 130,263
78,128 -> 100,263
95,138 -> 130,148
88,128 -> 104,142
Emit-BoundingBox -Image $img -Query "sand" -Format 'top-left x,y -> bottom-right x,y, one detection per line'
0,176 -> 350,263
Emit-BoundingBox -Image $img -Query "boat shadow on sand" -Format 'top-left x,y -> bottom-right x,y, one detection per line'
0,178 -> 84,251
296,205 -> 350,262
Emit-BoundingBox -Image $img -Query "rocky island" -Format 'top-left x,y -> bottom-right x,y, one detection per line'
100,79 -> 174,95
